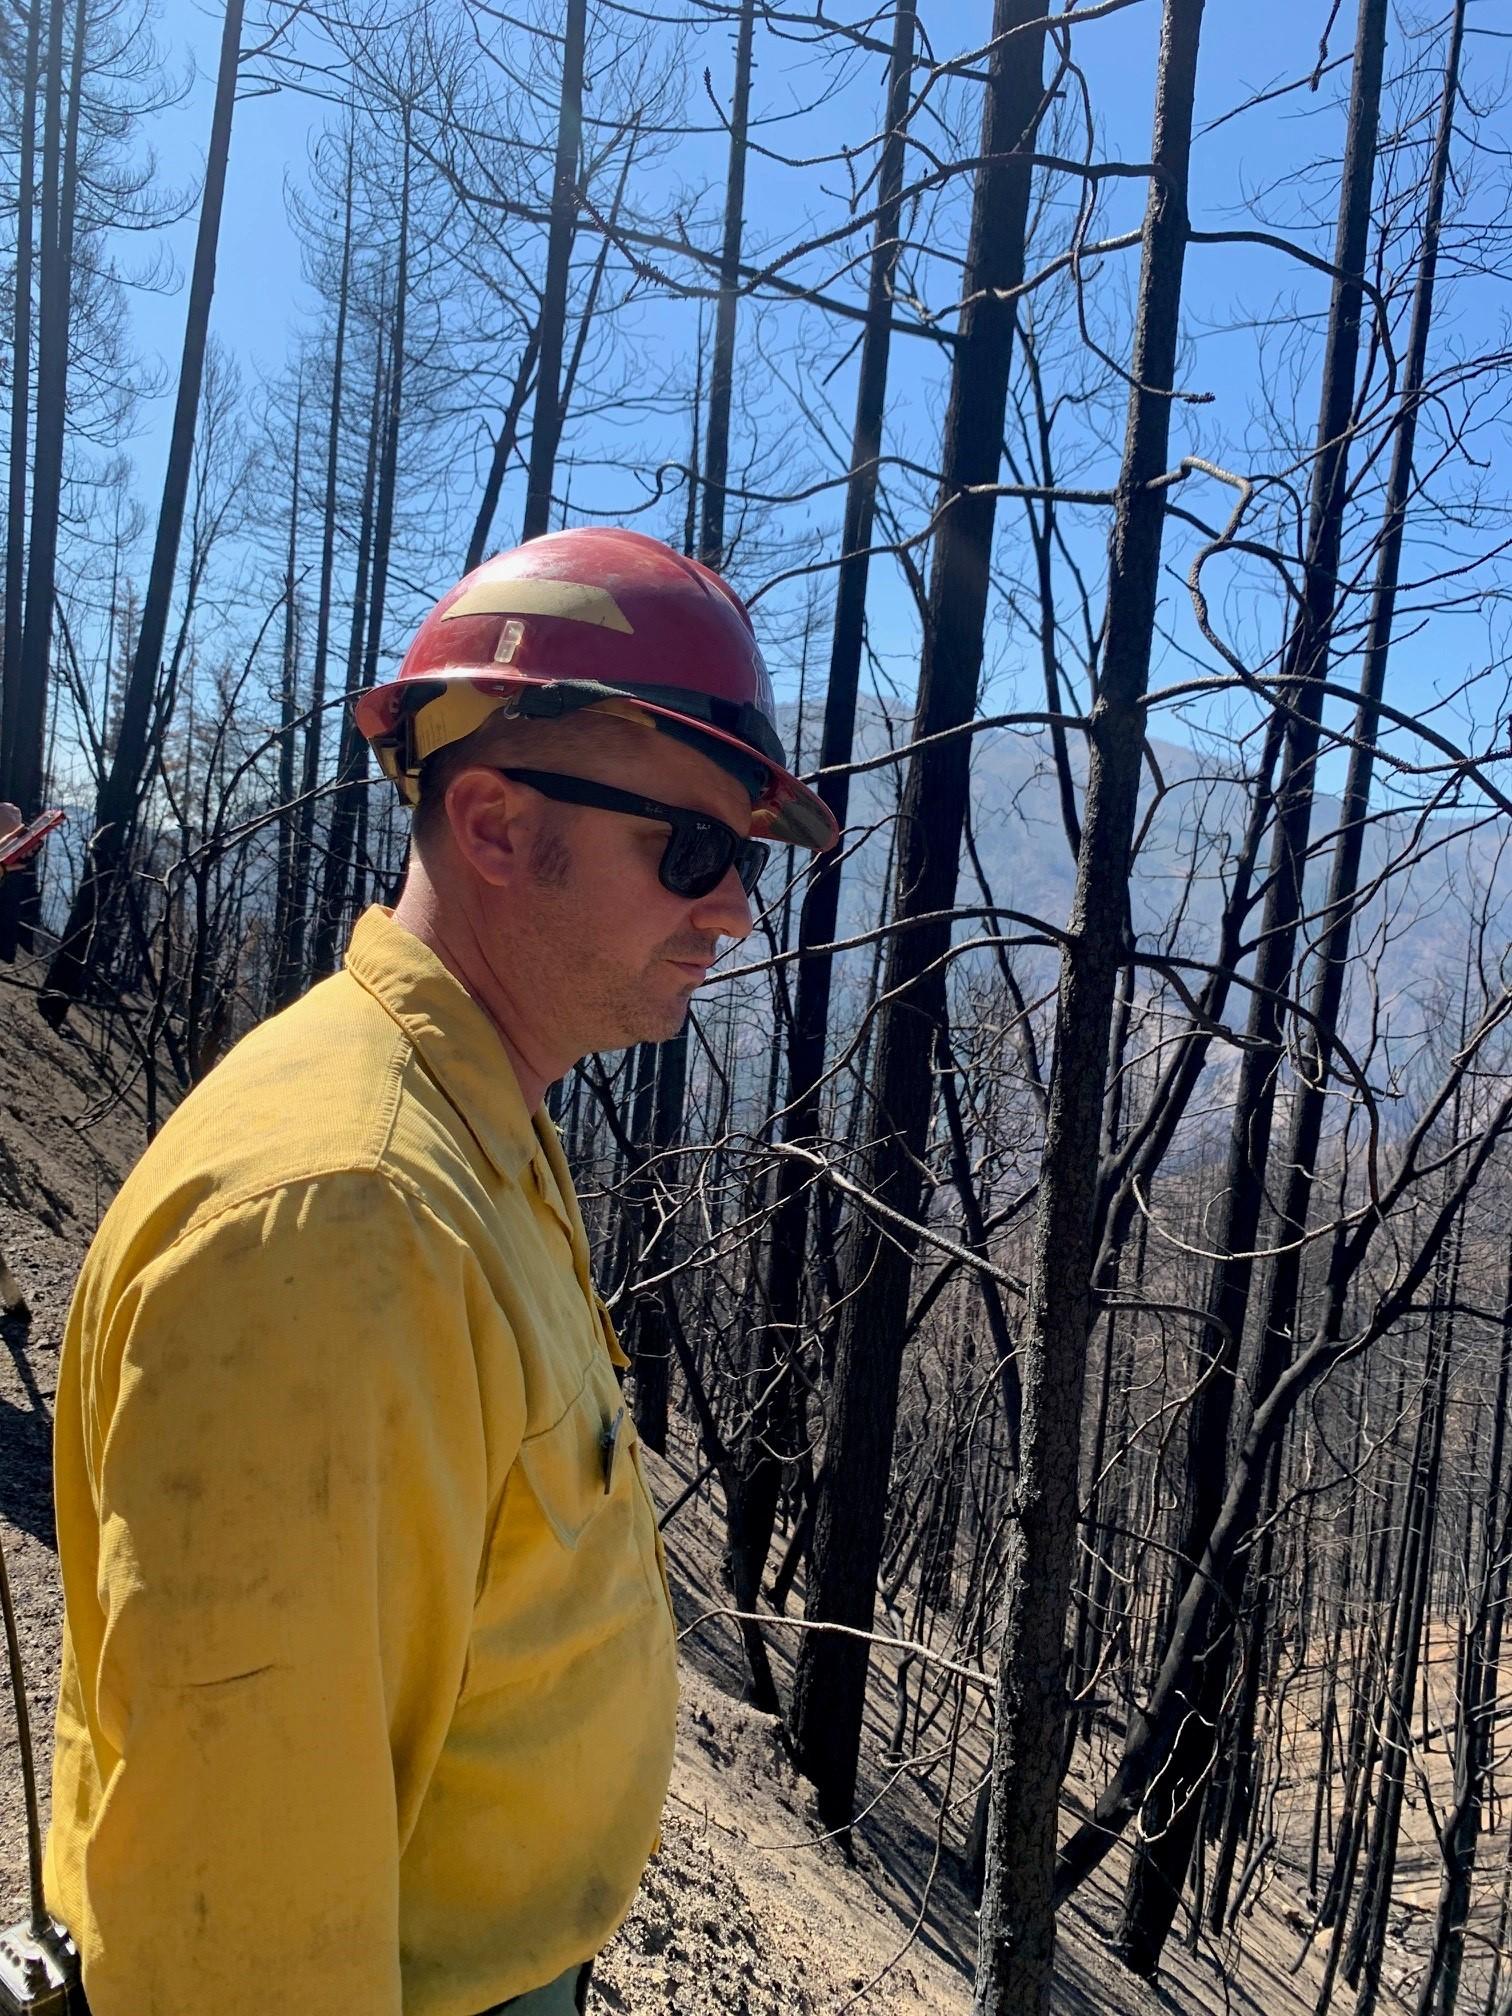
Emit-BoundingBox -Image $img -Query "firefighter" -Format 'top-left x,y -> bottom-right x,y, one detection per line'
44,528 -> 837,2016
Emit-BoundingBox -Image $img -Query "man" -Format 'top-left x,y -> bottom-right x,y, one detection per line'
43,528 -> 837,2015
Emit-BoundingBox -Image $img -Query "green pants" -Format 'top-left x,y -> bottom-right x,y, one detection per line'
481,1960 -> 592,2014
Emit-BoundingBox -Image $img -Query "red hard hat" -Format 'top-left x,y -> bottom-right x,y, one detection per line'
355,527 -> 838,851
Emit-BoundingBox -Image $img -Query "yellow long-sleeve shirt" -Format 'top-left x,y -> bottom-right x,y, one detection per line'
44,906 -> 679,2016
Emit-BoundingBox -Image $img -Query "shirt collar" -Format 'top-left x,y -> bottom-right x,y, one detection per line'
344,905 -> 537,1181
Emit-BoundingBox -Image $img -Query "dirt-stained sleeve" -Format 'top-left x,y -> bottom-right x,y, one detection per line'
71,1171 -> 521,2016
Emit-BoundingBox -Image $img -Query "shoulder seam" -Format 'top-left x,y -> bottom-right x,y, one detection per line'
149,1164 -> 474,1269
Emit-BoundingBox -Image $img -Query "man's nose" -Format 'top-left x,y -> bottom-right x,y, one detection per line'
692,864 -> 754,942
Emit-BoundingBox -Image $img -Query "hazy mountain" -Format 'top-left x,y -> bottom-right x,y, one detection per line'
795,705 -> 1512,1040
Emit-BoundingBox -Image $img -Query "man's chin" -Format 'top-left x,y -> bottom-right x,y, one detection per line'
643,999 -> 692,1044
597,1001 -> 691,1055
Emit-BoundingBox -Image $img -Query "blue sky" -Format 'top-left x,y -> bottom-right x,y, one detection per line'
115,0 -> 1512,807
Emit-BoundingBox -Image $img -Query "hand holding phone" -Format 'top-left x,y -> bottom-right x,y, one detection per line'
0,809 -> 65,871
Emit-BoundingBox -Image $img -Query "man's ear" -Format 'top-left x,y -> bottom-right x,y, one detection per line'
443,767 -> 526,889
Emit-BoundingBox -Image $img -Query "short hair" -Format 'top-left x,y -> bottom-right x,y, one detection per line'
410,704 -> 660,853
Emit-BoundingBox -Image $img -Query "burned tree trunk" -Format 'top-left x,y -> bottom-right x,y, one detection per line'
312,127 -> 409,971
1347,1319 -> 1450,2016
1,0 -> 41,799
626,108 -> 748,1448
728,0 -> 917,1702
519,0 -> 585,543
1418,1227 -> 1512,2016
270,385 -> 303,1000
628,1037 -> 685,1455
788,0 -> 1048,1833
972,2 -> 1205,2008
310,328 -> 384,979
466,330 -> 539,574
598,0 -> 755,1601
1053,1055 -> 1512,1920
624,35 -> 746,1454
1201,0 -> 1463,1946
696,0 -> 754,570
276,136 -> 355,1010
41,0 -> 245,1016
1,0 -> 82,957
1111,0 -> 1389,1973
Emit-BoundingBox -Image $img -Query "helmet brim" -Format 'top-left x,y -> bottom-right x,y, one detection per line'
622,693 -> 838,851
357,669 -> 840,852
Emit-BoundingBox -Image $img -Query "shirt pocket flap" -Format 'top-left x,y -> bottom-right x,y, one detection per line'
517,1394 -> 614,1551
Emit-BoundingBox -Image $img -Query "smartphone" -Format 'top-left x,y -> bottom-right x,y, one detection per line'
0,810 -> 65,871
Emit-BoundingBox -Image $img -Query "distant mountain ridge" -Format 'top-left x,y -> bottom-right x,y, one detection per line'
783,703 -> 1511,1037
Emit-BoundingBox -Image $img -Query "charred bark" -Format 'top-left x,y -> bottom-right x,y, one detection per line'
788,0 -> 1049,1835
1,0 -> 81,955
520,0 -> 585,542
0,0 -> 41,801
276,136 -> 354,1010
696,0 -> 755,570
973,3 -> 1204,2008
270,385 -> 303,1001
1111,0 -> 1389,1971
729,0 -> 917,1700
309,326 -> 385,978
40,0 -> 246,1014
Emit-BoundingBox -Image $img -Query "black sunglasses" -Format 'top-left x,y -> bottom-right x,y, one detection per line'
496,769 -> 768,900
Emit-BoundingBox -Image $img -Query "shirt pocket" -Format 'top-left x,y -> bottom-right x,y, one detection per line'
516,1386 -> 617,1551
516,1379 -> 670,1625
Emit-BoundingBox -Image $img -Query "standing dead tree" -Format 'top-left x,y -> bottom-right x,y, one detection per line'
727,0 -> 918,1704
519,0 -> 585,543
1115,0 -> 1390,1971
973,1 -> 1206,2006
40,0 -> 246,1020
1,0 -> 82,955
0,0 -> 41,828
273,127 -> 355,1011
788,0 -> 1050,1839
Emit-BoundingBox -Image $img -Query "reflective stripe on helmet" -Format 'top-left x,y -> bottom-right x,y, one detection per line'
441,576 -> 635,634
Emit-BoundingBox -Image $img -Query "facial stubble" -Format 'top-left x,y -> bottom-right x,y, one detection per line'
527,825 -> 703,1052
